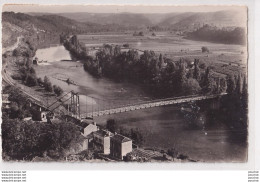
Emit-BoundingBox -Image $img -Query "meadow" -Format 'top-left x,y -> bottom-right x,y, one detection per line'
78,32 -> 247,77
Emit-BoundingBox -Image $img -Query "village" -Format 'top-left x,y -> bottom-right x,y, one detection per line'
2,91 -> 189,162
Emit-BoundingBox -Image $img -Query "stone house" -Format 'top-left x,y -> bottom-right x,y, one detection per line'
93,130 -> 114,155
82,122 -> 99,137
110,134 -> 132,160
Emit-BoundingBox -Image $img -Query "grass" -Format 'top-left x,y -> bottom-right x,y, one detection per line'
78,32 -> 247,77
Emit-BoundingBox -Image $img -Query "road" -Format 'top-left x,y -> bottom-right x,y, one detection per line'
2,36 -> 23,53
2,36 -> 46,108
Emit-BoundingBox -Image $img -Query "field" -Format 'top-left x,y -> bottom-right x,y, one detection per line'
78,32 -> 247,76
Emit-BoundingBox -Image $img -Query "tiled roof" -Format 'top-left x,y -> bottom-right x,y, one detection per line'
112,134 -> 132,143
93,129 -> 113,137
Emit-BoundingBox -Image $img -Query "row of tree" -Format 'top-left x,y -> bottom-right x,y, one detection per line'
62,35 -> 227,97
13,56 -> 63,96
221,73 -> 248,127
106,119 -> 145,146
187,24 -> 246,45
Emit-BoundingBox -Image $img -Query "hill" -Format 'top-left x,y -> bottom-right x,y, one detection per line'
58,10 -> 247,31
2,12 -> 135,47
158,11 -> 247,31
58,12 -> 152,27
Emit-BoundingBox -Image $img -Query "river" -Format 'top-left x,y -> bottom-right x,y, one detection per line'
34,45 -> 247,162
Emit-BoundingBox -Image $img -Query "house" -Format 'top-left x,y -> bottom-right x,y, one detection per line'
82,122 -> 99,137
32,110 -> 48,122
31,107 -> 53,123
33,57 -> 38,65
110,134 -> 132,160
79,134 -> 90,151
93,130 -> 114,155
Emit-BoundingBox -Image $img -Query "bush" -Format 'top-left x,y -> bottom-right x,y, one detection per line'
45,82 -> 53,92
43,76 -> 53,92
106,119 -> 119,133
25,74 -> 38,87
123,43 -> 129,48
53,85 -> 64,96
2,119 -> 83,160
37,77 -> 43,86
183,78 -> 201,95
13,49 -> 20,57
201,46 -> 209,53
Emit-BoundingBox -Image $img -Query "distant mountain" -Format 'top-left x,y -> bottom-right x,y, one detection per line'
58,10 -> 246,31
2,12 -> 106,34
58,12 -> 152,27
159,11 -> 247,31
1,12 -> 134,47
2,10 -> 247,47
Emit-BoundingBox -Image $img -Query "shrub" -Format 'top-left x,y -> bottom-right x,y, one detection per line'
53,85 -> 64,96
25,74 -> 38,87
123,43 -> 129,48
201,46 -> 209,53
45,82 -> 53,92
37,77 -> 43,86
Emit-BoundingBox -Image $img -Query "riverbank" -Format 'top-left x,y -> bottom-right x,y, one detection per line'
29,43 -> 248,162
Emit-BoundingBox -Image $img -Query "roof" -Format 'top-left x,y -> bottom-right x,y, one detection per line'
80,121 -> 91,128
93,129 -> 113,137
111,134 -> 132,143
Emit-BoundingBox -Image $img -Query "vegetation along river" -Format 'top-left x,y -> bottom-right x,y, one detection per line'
34,45 -> 247,162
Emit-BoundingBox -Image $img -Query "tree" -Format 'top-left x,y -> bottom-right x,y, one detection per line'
25,74 -> 38,87
201,46 -> 209,53
43,76 -> 53,92
158,54 -> 163,69
226,75 -> 236,94
202,67 -> 213,93
193,59 -> 201,81
53,85 -> 64,96
235,74 -> 243,96
176,60 -> 187,94
37,77 -> 43,86
106,119 -> 119,133
241,75 -> 248,124
130,128 -> 144,146
2,119 -> 83,160
123,43 -> 129,48
183,78 -> 201,95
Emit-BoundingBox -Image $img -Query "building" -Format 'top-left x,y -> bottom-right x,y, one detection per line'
31,106 -> 53,123
93,130 -> 113,155
110,134 -> 132,160
82,122 -> 99,137
79,134 -> 90,151
33,57 -> 38,65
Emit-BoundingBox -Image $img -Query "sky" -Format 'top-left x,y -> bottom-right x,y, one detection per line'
2,4 -> 246,14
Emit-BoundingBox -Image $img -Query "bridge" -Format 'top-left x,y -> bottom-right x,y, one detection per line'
23,89 -> 226,120
80,93 -> 227,119
2,67 -> 227,121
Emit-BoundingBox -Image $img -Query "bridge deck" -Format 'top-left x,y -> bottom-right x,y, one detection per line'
81,93 -> 227,118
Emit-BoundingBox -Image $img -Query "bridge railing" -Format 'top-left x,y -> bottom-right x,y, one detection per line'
80,92 -> 227,118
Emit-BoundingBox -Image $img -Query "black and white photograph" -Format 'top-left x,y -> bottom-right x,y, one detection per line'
1,4 -> 248,163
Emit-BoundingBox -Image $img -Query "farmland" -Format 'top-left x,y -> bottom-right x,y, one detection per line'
78,32 -> 247,77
